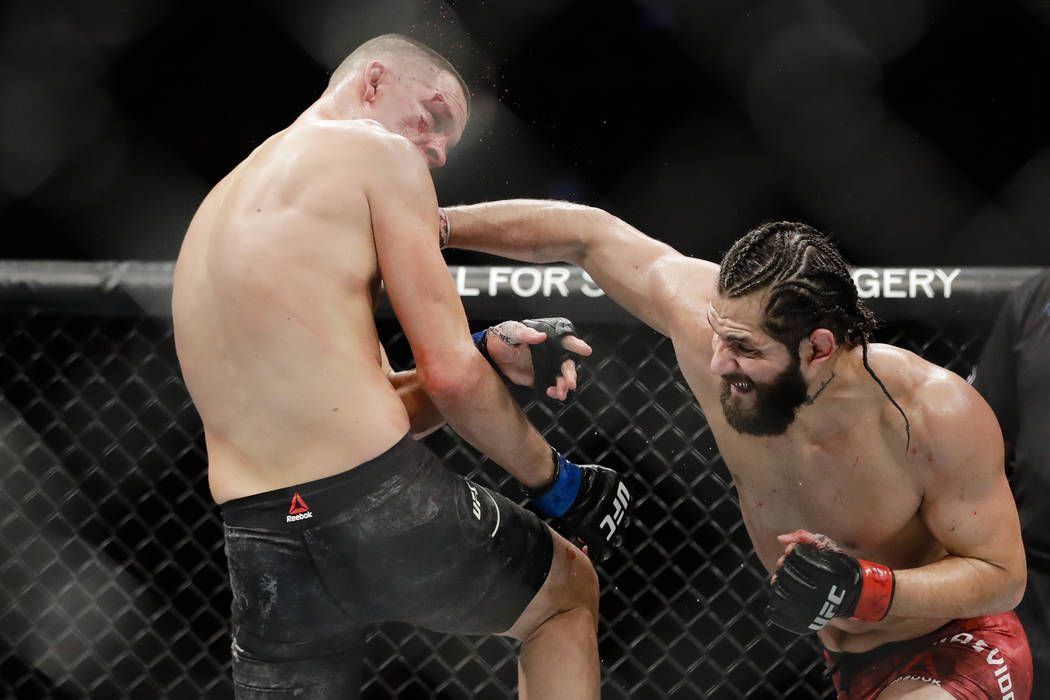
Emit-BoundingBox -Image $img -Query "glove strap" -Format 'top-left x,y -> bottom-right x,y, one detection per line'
850,559 -> 896,621
524,449 -> 582,518
472,329 -> 499,370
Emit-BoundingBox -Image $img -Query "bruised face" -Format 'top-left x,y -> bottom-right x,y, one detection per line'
366,57 -> 468,168
707,295 -> 809,436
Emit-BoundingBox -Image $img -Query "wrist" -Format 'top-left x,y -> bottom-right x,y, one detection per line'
472,328 -> 498,368
438,207 -> 451,249
849,558 -> 896,621
524,449 -> 582,517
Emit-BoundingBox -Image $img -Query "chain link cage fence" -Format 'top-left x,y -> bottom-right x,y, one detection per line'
0,263 -> 1043,699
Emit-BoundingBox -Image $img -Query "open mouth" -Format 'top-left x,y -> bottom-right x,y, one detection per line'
727,376 -> 754,394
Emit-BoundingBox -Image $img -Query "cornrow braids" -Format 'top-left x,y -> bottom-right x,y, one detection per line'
718,222 -> 911,448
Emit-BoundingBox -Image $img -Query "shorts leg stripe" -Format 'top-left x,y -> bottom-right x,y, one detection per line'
485,489 -> 501,537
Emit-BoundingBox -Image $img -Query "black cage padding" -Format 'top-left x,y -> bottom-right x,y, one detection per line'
0,262 -> 1042,699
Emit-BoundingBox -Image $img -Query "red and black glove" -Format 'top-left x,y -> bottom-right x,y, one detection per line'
766,536 -> 895,634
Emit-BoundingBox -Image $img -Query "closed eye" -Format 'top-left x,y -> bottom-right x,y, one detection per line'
728,341 -> 759,357
426,95 -> 452,130
427,107 -> 444,131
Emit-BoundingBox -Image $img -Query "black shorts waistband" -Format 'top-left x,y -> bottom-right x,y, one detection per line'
220,433 -> 422,529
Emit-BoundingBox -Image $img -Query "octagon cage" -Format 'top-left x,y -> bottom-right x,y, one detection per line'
0,262 -> 1041,699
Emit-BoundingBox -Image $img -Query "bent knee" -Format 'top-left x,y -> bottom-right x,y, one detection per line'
552,533 -> 599,612
504,532 -> 600,640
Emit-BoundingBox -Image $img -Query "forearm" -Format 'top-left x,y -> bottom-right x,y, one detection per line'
444,200 -> 606,264
445,200 -> 689,338
390,370 -> 446,439
889,555 -> 1026,619
768,529 -> 1025,636
422,354 -> 555,488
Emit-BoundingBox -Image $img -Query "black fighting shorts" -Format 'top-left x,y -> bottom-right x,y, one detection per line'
220,433 -> 554,699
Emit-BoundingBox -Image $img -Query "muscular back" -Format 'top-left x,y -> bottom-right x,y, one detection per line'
173,119 -> 415,503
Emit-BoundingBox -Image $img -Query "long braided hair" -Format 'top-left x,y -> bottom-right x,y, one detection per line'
718,221 -> 911,447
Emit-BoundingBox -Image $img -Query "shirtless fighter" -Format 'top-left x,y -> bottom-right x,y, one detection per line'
442,203 -> 1032,699
172,37 -> 628,699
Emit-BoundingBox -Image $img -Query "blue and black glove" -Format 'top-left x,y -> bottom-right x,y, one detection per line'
472,317 -> 580,397
521,317 -> 580,395
523,450 -> 631,562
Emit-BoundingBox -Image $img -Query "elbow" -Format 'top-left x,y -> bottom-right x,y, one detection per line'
1003,564 -> 1027,611
535,202 -> 609,266
570,206 -> 616,262
1003,543 -> 1029,611
416,351 -> 487,411
985,557 -> 1028,614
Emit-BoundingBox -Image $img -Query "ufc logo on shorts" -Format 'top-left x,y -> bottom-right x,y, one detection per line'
466,483 -> 482,520
809,585 -> 846,631
599,482 -> 631,540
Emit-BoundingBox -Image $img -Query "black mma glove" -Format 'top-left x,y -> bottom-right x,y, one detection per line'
521,317 -> 579,397
523,450 -> 631,562
766,537 -> 895,635
471,317 -> 581,397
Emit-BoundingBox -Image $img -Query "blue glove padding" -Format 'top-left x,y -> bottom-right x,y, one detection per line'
531,452 -> 582,517
524,451 -> 631,562
472,329 -> 493,360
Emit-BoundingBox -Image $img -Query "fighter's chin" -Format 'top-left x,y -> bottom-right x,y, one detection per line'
719,393 -> 796,437
725,415 -> 793,437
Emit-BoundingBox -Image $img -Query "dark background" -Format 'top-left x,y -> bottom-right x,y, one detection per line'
2,0 -> 1049,267
0,3 -> 1045,697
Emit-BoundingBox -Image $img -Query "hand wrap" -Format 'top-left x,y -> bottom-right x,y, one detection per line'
766,542 -> 895,634
523,450 -> 631,562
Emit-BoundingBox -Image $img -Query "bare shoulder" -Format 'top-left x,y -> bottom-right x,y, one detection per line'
866,343 -> 1002,475
656,255 -> 720,341
270,119 -> 431,218
287,119 -> 421,173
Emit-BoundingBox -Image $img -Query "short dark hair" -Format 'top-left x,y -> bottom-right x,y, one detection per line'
330,34 -> 471,118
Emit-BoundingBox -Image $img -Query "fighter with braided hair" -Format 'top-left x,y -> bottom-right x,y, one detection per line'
441,203 -> 1032,699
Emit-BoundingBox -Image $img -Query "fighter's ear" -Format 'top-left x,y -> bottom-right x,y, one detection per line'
801,328 -> 836,368
361,60 -> 387,104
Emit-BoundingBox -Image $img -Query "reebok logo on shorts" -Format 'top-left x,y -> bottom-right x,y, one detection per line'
287,492 -> 313,522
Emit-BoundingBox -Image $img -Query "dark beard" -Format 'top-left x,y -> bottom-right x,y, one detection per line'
720,356 -> 808,436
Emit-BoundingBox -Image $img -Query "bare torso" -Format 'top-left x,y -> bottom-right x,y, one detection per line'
664,261 -> 964,652
446,201 -> 1023,656
172,118 -> 412,504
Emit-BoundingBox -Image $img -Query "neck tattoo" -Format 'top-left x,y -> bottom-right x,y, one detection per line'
803,372 -> 836,406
